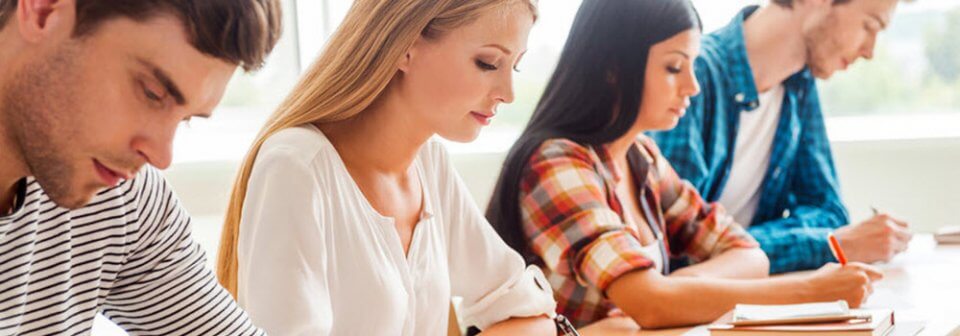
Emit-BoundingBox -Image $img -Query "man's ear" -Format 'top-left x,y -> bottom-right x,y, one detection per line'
16,0 -> 76,43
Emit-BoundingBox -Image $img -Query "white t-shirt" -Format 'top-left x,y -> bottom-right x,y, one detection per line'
236,125 -> 556,336
717,85 -> 785,227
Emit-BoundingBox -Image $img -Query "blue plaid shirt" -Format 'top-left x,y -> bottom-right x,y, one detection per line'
649,6 -> 847,274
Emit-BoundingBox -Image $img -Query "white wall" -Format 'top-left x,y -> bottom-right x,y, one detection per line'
833,138 -> 960,232
164,136 -> 960,256
443,139 -> 960,234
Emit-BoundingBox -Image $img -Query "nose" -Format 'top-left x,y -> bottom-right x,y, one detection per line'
683,67 -> 701,98
494,71 -> 516,104
131,118 -> 177,170
861,34 -> 877,60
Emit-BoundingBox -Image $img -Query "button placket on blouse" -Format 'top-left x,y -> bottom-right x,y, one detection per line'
375,215 -> 419,334
377,217 -> 415,280
377,204 -> 437,333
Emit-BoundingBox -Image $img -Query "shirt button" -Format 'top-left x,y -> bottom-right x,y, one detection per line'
749,101 -> 759,109
773,167 -> 782,178
735,93 -> 745,102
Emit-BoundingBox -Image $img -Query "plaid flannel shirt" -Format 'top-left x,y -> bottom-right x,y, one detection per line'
518,136 -> 758,327
649,6 -> 850,274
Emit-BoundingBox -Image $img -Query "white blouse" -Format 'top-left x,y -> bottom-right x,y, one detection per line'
236,125 -> 556,336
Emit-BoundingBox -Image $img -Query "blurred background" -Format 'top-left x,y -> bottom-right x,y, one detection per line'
95,0 -> 960,333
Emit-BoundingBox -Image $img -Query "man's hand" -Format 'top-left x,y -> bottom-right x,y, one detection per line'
834,214 -> 912,263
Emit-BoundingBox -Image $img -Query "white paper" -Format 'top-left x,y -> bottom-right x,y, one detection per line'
733,301 -> 850,321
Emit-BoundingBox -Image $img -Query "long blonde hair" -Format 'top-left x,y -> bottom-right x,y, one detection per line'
217,0 -> 538,297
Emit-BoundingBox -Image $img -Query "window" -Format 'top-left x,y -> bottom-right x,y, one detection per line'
164,1 -> 957,194
170,5 -> 302,164
820,0 -> 960,141
821,1 -> 960,118
440,0 -> 957,151
446,0 -> 759,154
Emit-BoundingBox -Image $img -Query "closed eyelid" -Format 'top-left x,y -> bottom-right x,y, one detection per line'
478,56 -> 500,64
868,13 -> 888,30
137,78 -> 165,104
665,56 -> 686,66
475,59 -> 498,71
133,57 -> 187,106
143,80 -> 165,97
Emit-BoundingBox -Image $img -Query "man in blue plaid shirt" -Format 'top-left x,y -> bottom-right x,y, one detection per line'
650,0 -> 913,274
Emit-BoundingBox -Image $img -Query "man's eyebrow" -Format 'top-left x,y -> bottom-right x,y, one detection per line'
136,58 -> 187,105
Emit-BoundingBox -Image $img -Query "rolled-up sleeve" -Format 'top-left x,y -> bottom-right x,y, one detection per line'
520,140 -> 657,292
430,142 -> 556,331
639,138 -> 758,262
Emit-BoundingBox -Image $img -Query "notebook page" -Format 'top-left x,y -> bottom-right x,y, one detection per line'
733,301 -> 850,321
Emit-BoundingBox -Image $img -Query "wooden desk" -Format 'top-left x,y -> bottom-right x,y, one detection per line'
581,234 -> 960,336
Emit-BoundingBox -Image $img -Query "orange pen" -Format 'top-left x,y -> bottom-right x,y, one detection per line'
828,233 -> 848,266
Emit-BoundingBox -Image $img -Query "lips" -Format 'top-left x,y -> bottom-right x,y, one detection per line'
470,111 -> 495,126
669,104 -> 689,117
93,160 -> 131,187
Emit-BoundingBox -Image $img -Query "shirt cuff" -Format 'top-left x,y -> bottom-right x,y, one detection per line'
460,266 -> 558,331
576,230 -> 657,292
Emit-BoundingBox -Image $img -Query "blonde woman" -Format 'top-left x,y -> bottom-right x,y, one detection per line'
216,0 -> 559,335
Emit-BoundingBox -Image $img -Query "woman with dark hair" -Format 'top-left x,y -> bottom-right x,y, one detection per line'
487,0 -> 882,329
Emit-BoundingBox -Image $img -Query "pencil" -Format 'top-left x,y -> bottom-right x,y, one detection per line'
828,233 -> 848,266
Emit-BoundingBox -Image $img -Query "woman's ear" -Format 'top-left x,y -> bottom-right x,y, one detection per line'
398,37 -> 424,74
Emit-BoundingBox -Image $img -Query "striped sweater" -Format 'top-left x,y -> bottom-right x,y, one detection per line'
0,167 -> 263,336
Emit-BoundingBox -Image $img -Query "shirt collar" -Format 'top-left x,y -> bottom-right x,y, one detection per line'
711,5 -> 762,110
1,178 -> 27,219
711,6 -> 817,107
595,143 -> 622,183
595,142 -> 651,186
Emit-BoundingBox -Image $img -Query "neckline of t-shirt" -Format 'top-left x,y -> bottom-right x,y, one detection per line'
0,178 -> 31,237
1,178 -> 29,220
757,84 -> 785,102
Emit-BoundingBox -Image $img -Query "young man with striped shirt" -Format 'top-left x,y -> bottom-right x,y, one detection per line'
0,0 -> 281,334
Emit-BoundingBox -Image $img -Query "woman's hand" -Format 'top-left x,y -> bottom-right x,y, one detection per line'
800,262 -> 883,307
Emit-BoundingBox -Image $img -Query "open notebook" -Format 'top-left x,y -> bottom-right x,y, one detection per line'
709,302 -> 894,336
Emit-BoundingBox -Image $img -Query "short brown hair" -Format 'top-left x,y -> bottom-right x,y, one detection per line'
0,0 -> 282,71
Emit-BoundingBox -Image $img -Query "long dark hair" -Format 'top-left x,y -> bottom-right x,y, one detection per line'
486,0 -> 702,263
